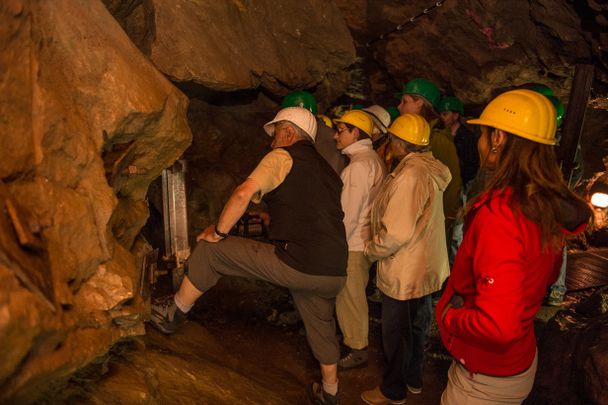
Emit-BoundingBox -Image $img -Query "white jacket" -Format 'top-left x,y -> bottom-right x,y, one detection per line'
365,151 -> 451,300
340,139 -> 387,251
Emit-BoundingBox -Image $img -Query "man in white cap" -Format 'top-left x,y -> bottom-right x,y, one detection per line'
150,107 -> 347,405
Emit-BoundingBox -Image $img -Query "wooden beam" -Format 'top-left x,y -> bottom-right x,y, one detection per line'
558,64 -> 594,182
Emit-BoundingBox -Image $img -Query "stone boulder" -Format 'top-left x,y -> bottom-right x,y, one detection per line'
105,0 -> 357,105
335,0 -> 607,105
0,0 -> 191,401
526,288 -> 608,405
104,0 -> 358,235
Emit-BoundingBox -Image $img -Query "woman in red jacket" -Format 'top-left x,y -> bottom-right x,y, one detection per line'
435,89 -> 592,404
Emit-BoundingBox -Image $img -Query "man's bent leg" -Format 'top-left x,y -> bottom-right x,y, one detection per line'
175,276 -> 203,309
186,237 -> 335,292
293,286 -> 344,403
153,237 -> 290,334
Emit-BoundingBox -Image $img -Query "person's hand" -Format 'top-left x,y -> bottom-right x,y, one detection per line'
196,224 -> 223,243
441,294 -> 464,322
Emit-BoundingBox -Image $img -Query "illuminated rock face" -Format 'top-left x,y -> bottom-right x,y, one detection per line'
105,0 -> 357,104
105,0 -> 357,238
2,0 -> 355,401
0,0 -> 191,401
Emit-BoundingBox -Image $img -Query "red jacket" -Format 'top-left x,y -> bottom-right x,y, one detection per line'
436,188 -> 587,376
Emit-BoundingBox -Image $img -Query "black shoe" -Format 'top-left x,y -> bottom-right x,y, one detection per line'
150,296 -> 187,334
308,382 -> 338,405
338,348 -> 368,370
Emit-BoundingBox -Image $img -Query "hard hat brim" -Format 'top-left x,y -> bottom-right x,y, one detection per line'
467,118 -> 557,145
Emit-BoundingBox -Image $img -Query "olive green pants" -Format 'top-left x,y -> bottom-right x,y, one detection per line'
335,251 -> 372,350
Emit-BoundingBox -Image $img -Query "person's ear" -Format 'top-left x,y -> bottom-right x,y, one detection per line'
491,129 -> 507,152
286,125 -> 297,141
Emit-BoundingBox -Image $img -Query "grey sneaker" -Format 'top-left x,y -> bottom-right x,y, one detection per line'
407,384 -> 422,395
150,296 -> 187,334
338,348 -> 368,370
308,382 -> 338,405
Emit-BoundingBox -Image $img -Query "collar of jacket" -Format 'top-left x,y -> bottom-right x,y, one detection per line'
342,138 -> 373,157
390,151 -> 434,177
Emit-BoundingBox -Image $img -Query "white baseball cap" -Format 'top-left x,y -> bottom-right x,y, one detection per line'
363,105 -> 391,133
264,107 -> 317,142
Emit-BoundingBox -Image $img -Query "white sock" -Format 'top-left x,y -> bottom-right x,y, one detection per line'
322,380 -> 338,396
174,294 -> 193,313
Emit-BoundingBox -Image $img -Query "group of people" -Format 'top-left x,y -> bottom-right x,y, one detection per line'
150,79 -> 592,405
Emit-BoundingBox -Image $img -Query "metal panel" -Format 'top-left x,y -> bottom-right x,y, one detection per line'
161,160 -> 190,290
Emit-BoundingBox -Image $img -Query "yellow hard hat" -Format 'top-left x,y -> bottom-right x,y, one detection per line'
318,114 -> 333,129
467,89 -> 557,145
333,110 -> 374,137
388,113 -> 430,146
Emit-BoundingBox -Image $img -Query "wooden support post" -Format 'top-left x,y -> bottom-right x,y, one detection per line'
558,64 -> 594,182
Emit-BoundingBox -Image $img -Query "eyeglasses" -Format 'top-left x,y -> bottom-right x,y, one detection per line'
336,126 -> 350,134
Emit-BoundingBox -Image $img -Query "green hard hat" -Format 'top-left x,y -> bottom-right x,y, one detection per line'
530,84 -> 554,97
438,96 -> 464,115
386,106 -> 400,121
546,95 -> 565,128
281,91 -> 318,115
400,78 -> 441,109
528,85 -> 563,127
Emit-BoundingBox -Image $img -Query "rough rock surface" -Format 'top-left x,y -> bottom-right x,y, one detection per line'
105,0 -> 359,234
0,0 -> 191,401
526,288 -> 608,405
335,0 -> 608,105
106,0 -> 356,106
183,95 -> 277,238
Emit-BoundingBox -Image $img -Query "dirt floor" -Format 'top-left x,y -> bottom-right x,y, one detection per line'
177,278 -> 451,404
47,275 -> 576,404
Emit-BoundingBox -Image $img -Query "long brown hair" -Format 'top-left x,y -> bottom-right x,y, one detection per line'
468,130 -> 590,249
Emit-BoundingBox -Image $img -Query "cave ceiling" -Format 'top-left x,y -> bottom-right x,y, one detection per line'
107,0 -> 608,108
334,0 -> 608,106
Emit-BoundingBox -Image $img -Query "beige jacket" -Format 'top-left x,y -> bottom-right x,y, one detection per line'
364,151 -> 451,301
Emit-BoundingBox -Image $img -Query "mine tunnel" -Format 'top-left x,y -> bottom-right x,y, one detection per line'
2,0 -> 608,404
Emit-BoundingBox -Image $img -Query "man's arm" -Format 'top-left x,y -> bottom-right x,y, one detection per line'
196,178 -> 261,242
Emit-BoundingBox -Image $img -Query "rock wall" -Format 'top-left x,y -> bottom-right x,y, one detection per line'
0,0 -> 191,402
106,0 -> 357,235
2,0 -> 356,401
335,0 -> 608,105
526,288 -> 608,405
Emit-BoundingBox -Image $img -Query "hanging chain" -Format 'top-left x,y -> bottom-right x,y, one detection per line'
365,1 -> 447,48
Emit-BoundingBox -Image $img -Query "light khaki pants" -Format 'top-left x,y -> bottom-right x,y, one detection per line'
441,350 -> 538,405
335,251 -> 371,350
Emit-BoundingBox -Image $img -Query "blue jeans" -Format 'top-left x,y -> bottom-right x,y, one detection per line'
380,293 -> 432,400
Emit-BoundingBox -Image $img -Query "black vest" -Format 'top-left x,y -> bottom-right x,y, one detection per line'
264,141 -> 347,277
